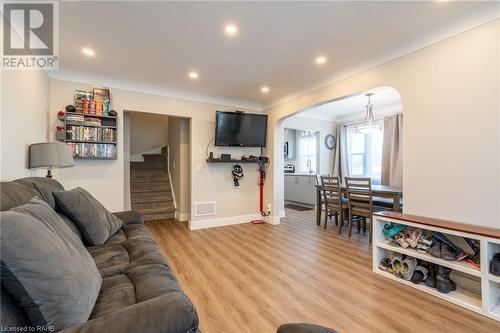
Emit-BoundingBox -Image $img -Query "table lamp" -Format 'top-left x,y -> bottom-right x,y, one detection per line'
29,142 -> 75,178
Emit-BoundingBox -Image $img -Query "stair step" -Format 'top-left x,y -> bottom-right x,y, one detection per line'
131,195 -> 173,204
132,201 -> 175,210
131,190 -> 171,200
141,212 -> 175,221
130,171 -> 168,179
136,206 -> 175,215
130,177 -> 169,183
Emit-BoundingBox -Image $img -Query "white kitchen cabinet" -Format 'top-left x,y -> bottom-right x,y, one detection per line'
284,175 -> 316,205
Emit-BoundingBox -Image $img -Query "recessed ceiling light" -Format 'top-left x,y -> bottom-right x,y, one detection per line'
261,86 -> 270,94
188,71 -> 199,80
224,24 -> 238,36
81,47 -> 95,57
315,56 -> 327,65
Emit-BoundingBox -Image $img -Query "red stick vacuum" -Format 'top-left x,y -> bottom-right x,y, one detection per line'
251,168 -> 267,224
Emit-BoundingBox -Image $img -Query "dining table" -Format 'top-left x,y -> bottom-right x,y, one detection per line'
314,184 -> 403,226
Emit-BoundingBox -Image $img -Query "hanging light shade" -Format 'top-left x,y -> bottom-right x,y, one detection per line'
356,93 -> 381,134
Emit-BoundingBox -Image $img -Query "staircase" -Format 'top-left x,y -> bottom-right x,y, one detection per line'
130,147 -> 175,221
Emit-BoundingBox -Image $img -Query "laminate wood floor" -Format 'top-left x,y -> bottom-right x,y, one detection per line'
146,209 -> 500,333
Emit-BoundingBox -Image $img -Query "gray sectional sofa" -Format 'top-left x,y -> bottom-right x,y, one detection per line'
0,177 -> 200,333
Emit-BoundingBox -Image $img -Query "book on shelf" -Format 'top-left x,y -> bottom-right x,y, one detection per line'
66,125 -> 116,142
73,87 -> 111,116
67,142 -> 117,159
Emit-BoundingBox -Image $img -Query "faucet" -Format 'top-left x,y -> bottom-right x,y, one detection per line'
307,159 -> 312,174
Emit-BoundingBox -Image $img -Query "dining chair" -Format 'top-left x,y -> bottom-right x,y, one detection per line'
321,176 -> 348,234
345,177 -> 373,242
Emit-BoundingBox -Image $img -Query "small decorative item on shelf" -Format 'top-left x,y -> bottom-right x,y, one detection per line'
57,111 -> 65,121
65,105 -> 76,113
108,110 -> 117,117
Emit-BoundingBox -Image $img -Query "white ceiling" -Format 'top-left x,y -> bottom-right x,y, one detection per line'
296,87 -> 402,122
55,1 -> 500,109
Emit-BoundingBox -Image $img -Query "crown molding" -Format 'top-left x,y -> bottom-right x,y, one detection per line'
47,68 -> 263,111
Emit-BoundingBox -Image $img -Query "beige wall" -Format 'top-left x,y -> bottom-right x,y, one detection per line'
49,78 -> 262,223
168,117 -> 190,220
129,112 -> 169,161
265,20 -> 500,228
1,70 -> 49,180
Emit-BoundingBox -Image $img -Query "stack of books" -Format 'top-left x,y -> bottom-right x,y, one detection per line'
66,114 -> 85,123
66,125 -> 116,142
92,87 -> 111,116
67,143 -> 117,159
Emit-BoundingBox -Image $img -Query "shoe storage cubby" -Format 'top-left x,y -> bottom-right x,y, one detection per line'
373,212 -> 500,322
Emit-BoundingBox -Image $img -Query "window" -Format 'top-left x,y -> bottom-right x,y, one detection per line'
346,122 -> 383,184
296,130 -> 317,173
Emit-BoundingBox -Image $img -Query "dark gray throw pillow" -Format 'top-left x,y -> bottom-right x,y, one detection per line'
0,198 -> 102,331
53,187 -> 123,245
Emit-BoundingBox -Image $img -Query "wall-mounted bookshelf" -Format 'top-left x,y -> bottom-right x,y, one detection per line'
55,87 -> 117,160
56,111 -> 117,160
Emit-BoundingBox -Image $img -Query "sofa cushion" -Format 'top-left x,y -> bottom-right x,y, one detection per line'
14,177 -> 65,210
90,264 -> 182,319
106,223 -> 155,244
88,239 -> 166,278
0,198 -> 102,331
54,187 -> 123,245
0,182 -> 39,211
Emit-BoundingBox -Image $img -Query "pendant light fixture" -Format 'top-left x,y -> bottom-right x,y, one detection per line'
356,93 -> 381,134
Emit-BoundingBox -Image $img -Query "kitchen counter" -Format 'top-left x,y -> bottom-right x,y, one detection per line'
284,173 -> 328,177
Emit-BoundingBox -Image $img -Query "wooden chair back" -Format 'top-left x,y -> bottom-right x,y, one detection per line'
345,177 -> 372,218
321,176 -> 342,210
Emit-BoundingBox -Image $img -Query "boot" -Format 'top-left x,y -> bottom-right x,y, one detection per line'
464,238 -> 480,265
424,263 -> 437,288
436,266 -> 456,294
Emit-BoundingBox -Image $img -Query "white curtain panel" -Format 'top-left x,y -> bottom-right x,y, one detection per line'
332,125 -> 350,181
381,113 -> 403,187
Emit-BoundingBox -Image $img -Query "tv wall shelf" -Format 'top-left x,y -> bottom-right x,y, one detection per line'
373,211 -> 500,322
206,158 -> 268,164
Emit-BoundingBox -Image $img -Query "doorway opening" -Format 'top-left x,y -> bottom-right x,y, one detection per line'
275,86 -> 403,237
124,111 -> 191,222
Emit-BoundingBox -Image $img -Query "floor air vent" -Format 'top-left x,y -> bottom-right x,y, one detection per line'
194,201 -> 216,217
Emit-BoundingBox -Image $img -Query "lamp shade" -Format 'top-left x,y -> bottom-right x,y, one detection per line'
29,142 -> 75,169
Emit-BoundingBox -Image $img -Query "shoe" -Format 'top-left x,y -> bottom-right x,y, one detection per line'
410,261 -> 429,284
383,224 -> 406,238
404,228 -> 423,248
432,232 -> 467,260
417,233 -> 433,254
391,252 -> 404,278
424,263 -> 437,288
436,266 -> 457,294
491,253 -> 500,276
429,241 -> 441,258
379,258 -> 394,274
401,256 -> 417,281
464,238 -> 480,267
394,232 -> 410,248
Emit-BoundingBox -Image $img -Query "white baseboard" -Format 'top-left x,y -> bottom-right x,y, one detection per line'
175,212 -> 190,222
267,215 -> 281,225
279,210 -> 286,218
189,213 -> 262,230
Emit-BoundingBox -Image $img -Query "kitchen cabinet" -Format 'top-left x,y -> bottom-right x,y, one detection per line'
284,174 -> 316,205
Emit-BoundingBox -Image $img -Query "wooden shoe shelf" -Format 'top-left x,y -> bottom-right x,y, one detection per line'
372,211 -> 500,322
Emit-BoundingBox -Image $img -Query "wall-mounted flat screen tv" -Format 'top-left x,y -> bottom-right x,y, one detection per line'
215,111 -> 268,147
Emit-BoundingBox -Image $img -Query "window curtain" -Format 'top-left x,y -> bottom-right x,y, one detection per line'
381,113 -> 403,187
332,125 -> 349,180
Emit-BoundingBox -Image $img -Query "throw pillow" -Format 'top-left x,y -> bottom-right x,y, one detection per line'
53,187 -> 123,245
0,198 -> 102,331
